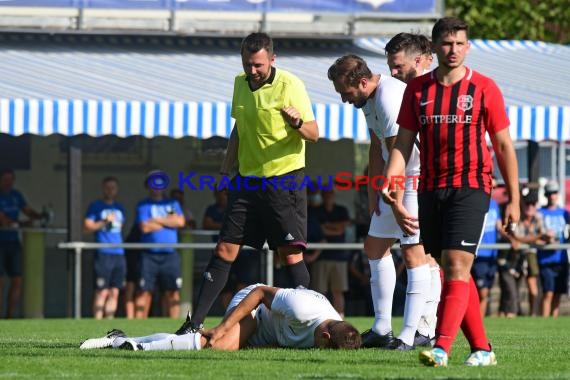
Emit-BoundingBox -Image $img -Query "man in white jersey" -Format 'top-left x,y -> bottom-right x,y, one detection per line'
79,284 -> 361,351
385,33 -> 443,346
385,32 -> 433,83
328,54 -> 432,350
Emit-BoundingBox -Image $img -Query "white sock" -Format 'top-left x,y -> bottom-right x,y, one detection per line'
111,333 -> 173,349
417,265 -> 441,338
369,255 -> 396,335
141,333 -> 202,351
134,333 -> 173,343
398,264 -> 431,346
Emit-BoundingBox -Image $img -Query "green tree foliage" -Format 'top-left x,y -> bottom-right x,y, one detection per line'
445,0 -> 569,43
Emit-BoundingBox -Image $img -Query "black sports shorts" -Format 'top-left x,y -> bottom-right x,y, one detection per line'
418,188 -> 490,257
219,169 -> 307,251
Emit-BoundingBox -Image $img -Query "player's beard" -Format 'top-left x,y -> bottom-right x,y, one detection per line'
352,91 -> 369,109
248,74 -> 262,83
403,68 -> 418,83
247,71 -> 270,87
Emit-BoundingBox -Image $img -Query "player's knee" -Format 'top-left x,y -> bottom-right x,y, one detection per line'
215,242 -> 239,262
363,237 -> 391,259
280,250 -> 304,265
402,251 -> 425,268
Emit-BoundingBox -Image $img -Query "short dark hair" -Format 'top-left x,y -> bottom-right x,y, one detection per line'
241,32 -> 273,56
432,17 -> 469,43
102,176 -> 118,185
329,321 -> 362,349
385,32 -> 432,57
327,55 -> 373,87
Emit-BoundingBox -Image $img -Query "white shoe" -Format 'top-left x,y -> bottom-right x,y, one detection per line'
464,350 -> 497,366
80,329 -> 126,350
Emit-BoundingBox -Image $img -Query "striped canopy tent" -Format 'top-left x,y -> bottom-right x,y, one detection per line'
0,35 -> 568,142
0,33 -> 567,242
1,99 -> 568,142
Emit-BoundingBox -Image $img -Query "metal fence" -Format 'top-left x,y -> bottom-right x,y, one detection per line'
57,234 -> 570,319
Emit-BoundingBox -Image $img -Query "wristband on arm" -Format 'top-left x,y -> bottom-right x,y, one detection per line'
291,119 -> 303,130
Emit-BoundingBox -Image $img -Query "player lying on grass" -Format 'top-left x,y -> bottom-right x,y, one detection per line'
80,284 -> 361,351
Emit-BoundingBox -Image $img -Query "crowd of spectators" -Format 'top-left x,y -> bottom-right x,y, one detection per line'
1,165 -> 568,319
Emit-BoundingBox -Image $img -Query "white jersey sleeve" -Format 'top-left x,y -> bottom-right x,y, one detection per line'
363,75 -> 420,176
364,75 -> 405,163
264,288 -> 341,348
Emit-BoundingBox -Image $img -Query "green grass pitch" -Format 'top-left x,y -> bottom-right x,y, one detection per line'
1,317 -> 569,379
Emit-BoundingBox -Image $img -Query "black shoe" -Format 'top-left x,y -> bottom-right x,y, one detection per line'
413,331 -> 434,347
107,329 -> 126,339
175,311 -> 203,335
390,338 -> 415,351
118,339 -> 143,351
360,329 -> 396,348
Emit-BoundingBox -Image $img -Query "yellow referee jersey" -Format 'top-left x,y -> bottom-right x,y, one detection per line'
231,67 -> 315,177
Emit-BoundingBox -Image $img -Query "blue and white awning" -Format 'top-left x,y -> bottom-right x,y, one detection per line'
0,99 -> 234,139
2,98 -> 569,142
355,38 -> 570,108
0,35 -> 568,142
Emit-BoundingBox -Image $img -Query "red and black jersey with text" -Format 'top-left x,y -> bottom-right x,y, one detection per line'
398,67 -> 510,194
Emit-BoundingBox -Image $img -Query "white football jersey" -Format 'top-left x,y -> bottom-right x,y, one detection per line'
362,75 -> 420,176
250,288 -> 342,348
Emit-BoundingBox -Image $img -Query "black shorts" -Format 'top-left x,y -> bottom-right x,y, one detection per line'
219,169 -> 307,251
0,240 -> 22,277
419,188 -> 490,257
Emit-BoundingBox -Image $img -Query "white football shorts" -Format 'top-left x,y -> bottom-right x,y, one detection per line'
368,180 -> 420,245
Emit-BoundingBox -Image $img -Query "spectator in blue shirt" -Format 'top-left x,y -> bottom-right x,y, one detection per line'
84,176 -> 126,319
538,181 -> 569,317
135,172 -> 185,318
472,177 -> 502,317
0,169 -> 42,318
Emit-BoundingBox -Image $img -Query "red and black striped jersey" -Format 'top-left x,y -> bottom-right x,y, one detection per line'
398,67 -> 509,194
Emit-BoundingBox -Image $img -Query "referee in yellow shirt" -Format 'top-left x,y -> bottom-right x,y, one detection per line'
177,33 -> 319,334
